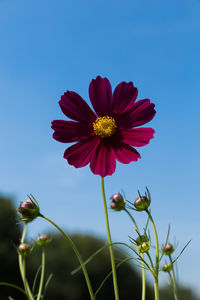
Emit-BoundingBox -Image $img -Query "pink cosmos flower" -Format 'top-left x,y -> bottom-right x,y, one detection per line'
51,76 -> 156,177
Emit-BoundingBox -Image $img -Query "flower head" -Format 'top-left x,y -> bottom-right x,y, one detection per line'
37,234 -> 51,247
162,243 -> 174,256
17,195 -> 40,223
134,196 -> 150,211
18,243 -> 31,256
110,193 -> 125,211
135,234 -> 150,253
162,263 -> 173,272
52,76 -> 156,177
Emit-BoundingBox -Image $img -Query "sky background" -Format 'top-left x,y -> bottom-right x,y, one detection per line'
0,0 -> 200,295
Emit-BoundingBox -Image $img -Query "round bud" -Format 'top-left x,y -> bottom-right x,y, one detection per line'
18,243 -> 31,255
17,198 -> 40,223
110,193 -> 125,211
136,235 -> 149,246
134,196 -> 150,211
136,235 -> 150,253
162,243 -> 174,256
138,241 -> 150,253
162,263 -> 173,272
37,234 -> 51,247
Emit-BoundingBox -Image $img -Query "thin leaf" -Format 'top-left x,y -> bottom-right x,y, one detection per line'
160,272 -> 171,285
42,273 -> 53,299
71,242 -> 126,275
95,257 -> 133,297
171,240 -> 191,265
0,282 -> 26,295
159,223 -> 171,263
32,265 -> 42,294
144,215 -> 150,232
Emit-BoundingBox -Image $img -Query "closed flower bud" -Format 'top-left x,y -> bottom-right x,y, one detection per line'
18,197 -> 40,223
110,193 -> 125,211
162,263 -> 173,272
136,235 -> 150,253
37,234 -> 51,247
162,243 -> 174,256
136,235 -> 149,245
138,241 -> 150,253
134,196 -> 150,211
18,243 -> 31,256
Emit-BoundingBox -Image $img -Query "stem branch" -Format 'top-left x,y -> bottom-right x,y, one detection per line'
40,214 -> 95,300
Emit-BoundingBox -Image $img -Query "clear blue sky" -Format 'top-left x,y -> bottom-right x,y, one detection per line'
0,0 -> 200,295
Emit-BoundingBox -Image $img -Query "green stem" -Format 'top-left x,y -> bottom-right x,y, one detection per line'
36,249 -> 45,300
124,208 -> 140,233
141,254 -> 146,300
154,277 -> 159,300
169,255 -> 179,300
146,210 -> 159,300
18,224 -> 34,300
146,252 -> 156,277
40,214 -> 95,300
101,177 -> 119,300
124,208 -> 146,300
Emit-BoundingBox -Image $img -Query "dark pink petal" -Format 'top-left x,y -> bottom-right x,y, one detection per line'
51,120 -> 93,143
116,99 -> 156,128
59,91 -> 97,124
89,76 -> 112,117
64,136 -> 100,168
90,142 -> 116,177
112,142 -> 141,164
120,128 -> 155,147
112,81 -> 138,113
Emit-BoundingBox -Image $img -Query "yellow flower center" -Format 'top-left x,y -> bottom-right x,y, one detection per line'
93,116 -> 117,138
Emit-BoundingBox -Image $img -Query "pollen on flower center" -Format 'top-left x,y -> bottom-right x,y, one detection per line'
93,116 -> 117,138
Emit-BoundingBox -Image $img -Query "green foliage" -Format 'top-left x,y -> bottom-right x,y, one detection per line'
27,233 -> 154,300
0,195 -> 199,300
0,195 -> 25,300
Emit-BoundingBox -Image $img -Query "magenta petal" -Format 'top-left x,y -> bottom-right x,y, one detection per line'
117,99 -> 156,128
89,76 -> 112,117
64,136 -> 100,168
90,142 -> 116,177
51,120 -> 93,143
59,91 -> 97,124
112,81 -> 138,113
113,142 -> 141,164
120,128 -> 155,147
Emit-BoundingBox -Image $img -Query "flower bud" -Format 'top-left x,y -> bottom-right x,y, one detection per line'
110,193 -> 125,211
136,235 -> 149,245
136,235 -> 150,253
138,242 -> 150,253
161,243 -> 174,256
18,197 -> 40,223
134,196 -> 150,211
162,263 -> 173,272
37,234 -> 51,247
18,243 -> 31,256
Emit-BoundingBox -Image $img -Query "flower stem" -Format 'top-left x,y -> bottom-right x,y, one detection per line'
101,177 -> 119,300
36,249 -> 45,300
124,208 -> 146,300
154,277 -> 159,300
169,255 -> 179,300
124,208 -> 139,233
40,214 -> 95,300
146,210 -> 159,300
18,224 -> 34,300
141,253 -> 146,300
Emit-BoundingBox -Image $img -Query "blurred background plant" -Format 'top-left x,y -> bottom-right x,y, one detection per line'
0,195 -> 199,300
